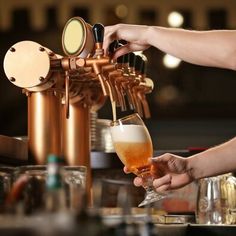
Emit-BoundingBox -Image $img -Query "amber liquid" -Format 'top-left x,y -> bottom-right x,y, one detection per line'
113,141 -> 153,175
111,101 -> 116,121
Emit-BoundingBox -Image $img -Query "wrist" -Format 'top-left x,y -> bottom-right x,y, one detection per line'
145,26 -> 157,46
186,156 -> 198,181
146,26 -> 164,47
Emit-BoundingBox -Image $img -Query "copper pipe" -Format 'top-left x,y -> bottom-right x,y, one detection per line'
76,57 -> 111,96
115,77 -> 127,111
28,91 -> 62,164
132,86 -> 144,117
137,90 -> 151,119
62,102 -> 91,201
108,71 -> 123,107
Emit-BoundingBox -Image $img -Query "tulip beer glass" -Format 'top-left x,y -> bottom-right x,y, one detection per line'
110,113 -> 166,207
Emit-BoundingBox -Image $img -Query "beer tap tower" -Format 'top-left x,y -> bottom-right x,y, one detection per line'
3,16 -> 154,195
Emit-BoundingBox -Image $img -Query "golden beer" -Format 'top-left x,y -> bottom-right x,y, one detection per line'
110,123 -> 153,175
110,113 -> 166,207
113,141 -> 153,174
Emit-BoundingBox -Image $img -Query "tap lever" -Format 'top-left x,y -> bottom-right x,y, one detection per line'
117,55 -> 124,64
92,23 -> 104,44
128,52 -> 136,69
141,58 -> 147,76
134,55 -> 143,74
123,53 -> 129,64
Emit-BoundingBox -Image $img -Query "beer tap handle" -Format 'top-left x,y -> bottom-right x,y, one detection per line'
133,87 -> 143,117
92,23 -> 104,53
132,55 -> 141,112
117,55 -> 123,64
123,53 -> 129,65
141,58 -> 147,76
89,23 -> 109,96
128,52 -> 136,70
138,91 -> 151,119
115,78 -> 127,111
92,23 -> 104,43
134,55 -> 143,76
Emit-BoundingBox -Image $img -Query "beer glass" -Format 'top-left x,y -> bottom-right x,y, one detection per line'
110,113 -> 166,207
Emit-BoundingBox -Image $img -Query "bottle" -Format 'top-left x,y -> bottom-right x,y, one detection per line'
45,154 -> 66,212
74,180 -> 109,236
114,186 -> 140,236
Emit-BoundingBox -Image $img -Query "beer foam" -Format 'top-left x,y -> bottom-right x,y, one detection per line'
110,124 -> 150,143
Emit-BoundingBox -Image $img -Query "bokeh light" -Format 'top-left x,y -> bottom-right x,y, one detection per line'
163,54 -> 181,69
168,11 -> 184,27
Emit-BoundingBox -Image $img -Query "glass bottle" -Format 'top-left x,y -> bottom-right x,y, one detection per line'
45,154 -> 66,212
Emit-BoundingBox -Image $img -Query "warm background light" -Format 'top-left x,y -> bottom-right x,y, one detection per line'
163,54 -> 181,68
115,4 -> 128,19
168,11 -> 184,27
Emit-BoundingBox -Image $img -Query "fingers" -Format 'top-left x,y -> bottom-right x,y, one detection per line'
133,177 -> 143,187
104,24 -> 149,57
112,43 -> 149,59
112,45 -> 131,59
123,166 -> 131,174
104,25 -> 118,55
155,183 -> 171,192
153,174 -> 172,189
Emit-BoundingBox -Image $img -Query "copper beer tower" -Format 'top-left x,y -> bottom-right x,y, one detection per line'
3,17 -> 154,195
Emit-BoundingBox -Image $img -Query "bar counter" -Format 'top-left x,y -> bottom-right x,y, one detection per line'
0,217 -> 236,236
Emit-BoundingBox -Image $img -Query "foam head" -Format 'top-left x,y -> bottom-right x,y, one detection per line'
110,124 -> 151,143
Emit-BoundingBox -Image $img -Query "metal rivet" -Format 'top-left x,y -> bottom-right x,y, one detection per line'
39,76 -> 45,82
10,47 -> 15,52
39,47 -> 45,52
49,51 -> 54,56
10,77 -> 16,82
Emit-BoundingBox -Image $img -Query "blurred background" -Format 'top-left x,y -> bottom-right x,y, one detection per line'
1,0 -> 236,150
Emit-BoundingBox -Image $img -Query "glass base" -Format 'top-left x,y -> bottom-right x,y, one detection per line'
138,189 -> 166,207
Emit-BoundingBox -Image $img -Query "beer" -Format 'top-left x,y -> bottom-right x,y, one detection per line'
111,101 -> 117,121
110,124 -> 153,175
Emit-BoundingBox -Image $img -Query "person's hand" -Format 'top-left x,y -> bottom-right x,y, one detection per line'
104,24 -> 151,59
124,153 -> 194,193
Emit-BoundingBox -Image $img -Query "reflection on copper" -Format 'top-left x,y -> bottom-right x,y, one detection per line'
28,90 -> 62,164
62,102 -> 91,199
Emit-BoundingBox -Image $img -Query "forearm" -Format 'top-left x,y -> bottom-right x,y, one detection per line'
146,26 -> 236,70
187,137 -> 236,180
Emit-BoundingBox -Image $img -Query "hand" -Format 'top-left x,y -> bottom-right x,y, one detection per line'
124,153 -> 194,193
104,24 -> 151,59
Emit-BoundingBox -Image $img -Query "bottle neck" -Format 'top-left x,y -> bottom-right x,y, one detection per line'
46,158 -> 66,212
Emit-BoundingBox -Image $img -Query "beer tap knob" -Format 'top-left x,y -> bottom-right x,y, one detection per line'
130,55 -> 144,116
136,56 -> 152,118
92,23 -> 105,55
92,23 -> 104,43
91,23 -> 120,106
76,23 -> 109,96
